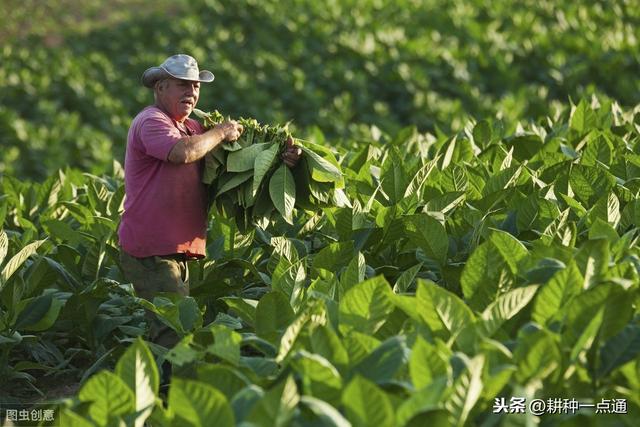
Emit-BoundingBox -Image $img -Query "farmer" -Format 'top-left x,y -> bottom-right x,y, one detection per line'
118,54 -> 300,348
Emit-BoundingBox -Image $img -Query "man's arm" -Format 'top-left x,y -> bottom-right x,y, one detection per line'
168,120 -> 243,164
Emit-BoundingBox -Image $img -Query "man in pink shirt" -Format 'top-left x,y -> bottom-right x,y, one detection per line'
118,54 -> 300,349
118,54 -> 243,349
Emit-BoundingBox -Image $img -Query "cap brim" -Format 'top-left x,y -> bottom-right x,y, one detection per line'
141,67 -> 170,88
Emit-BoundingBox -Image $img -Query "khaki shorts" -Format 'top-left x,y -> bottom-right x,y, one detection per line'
119,251 -> 190,299
119,250 -> 190,348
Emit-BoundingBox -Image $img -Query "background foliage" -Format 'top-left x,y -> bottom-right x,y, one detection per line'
1,0 -> 639,180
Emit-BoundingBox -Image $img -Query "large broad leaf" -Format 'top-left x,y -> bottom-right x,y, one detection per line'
342,375 -> 394,427
564,283 -> 632,347
514,330 -> 561,384
216,170 -> 253,197
479,285 -> 539,338
197,364 -> 251,400
570,99 -> 597,133
114,338 -> 158,427
444,354 -> 484,427
461,241 -> 507,311
221,297 -> 258,328
416,279 -> 474,340
310,325 -> 350,371
531,262 -> 583,326
255,291 -> 295,344
380,148 -> 409,204
352,336 -> 409,384
253,143 -> 280,195
298,396 -> 351,427
313,241 -> 355,272
597,323 -> 640,379
231,385 -> 264,423
339,252 -> 366,297
0,239 -> 46,292
17,295 -> 64,332
409,336 -> 450,390
404,214 -> 449,265
300,145 -> 342,183
227,143 -> 270,172
206,324 -> 243,366
339,276 -> 395,335
569,164 -> 615,206
0,230 -> 8,265
247,375 -> 300,427
293,351 -> 343,405
488,229 -> 528,274
168,378 -> 234,427
78,371 -> 134,425
269,164 -> 296,224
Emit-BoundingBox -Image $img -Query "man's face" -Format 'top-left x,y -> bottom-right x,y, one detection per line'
156,78 -> 200,122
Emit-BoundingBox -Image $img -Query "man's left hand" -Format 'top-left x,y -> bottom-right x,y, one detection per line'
282,136 -> 302,168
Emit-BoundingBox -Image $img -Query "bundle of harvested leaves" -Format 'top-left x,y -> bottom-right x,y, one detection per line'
194,109 -> 349,230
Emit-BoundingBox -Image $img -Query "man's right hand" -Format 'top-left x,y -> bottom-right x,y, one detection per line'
216,120 -> 244,142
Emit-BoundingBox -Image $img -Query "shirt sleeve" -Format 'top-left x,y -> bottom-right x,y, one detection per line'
139,114 -> 183,161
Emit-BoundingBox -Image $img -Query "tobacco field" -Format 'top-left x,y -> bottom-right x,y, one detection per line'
1,0 -> 639,426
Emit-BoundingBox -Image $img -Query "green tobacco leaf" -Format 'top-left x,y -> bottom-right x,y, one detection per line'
488,229 -> 528,274
253,143 -> 280,195
393,262 -> 422,293
514,330 -> 560,384
339,276 -> 395,335
0,239 -> 46,292
293,351 -> 343,404
472,119 -> 492,147
570,99 -> 597,133
342,375 -> 394,427
479,285 -> 538,338
299,396 -> 351,427
339,252 -> 366,297
169,378 -> 235,427
343,331 -> 381,366
19,295 -> 64,332
381,148 -> 409,204
269,164 -> 296,224
569,164 -> 615,205
0,230 -> 8,265
114,338 -> 158,427
352,336 -> 409,384
461,241 -> 506,311
207,324 -> 243,366
196,364 -> 250,400
79,371 -> 134,425
221,297 -> 258,328
247,375 -> 299,427
58,409 -> 96,427
416,279 -> 474,340
14,294 -> 53,330
231,386 -> 263,423
531,262 -> 583,326
255,291 -> 295,344
404,214 -> 448,265
409,336 -> 450,390
227,143 -> 270,172
598,323 -> 640,379
300,145 -> 342,183
310,325 -> 350,371
313,241 -> 355,272
216,170 -> 254,197
444,354 -> 484,427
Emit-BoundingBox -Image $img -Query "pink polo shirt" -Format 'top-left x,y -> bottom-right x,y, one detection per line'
118,106 -> 208,258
